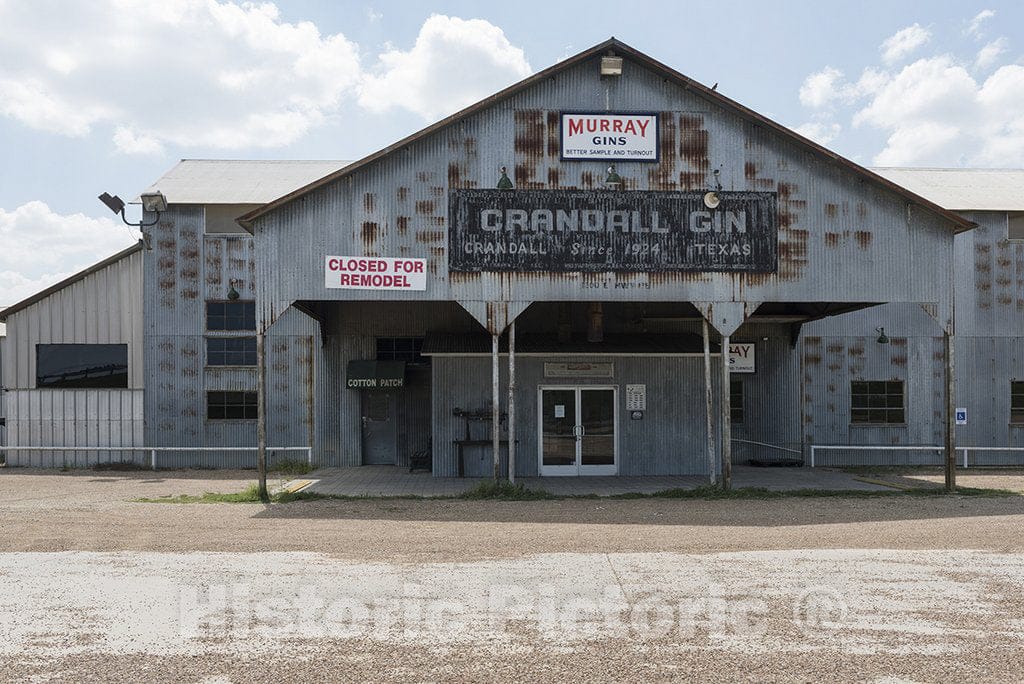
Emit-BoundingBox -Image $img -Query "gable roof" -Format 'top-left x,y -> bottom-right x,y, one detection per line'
871,167 -> 1024,212
140,159 -> 351,205
0,242 -> 143,322
238,37 -> 974,234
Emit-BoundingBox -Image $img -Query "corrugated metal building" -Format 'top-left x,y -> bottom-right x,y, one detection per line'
4,39 -> 1019,480
804,168 -> 1024,466
0,245 -> 145,466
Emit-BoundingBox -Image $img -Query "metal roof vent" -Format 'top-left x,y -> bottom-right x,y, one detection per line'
600,55 -> 622,77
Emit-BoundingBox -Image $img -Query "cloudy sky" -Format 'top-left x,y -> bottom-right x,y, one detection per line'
1,0 -> 1022,309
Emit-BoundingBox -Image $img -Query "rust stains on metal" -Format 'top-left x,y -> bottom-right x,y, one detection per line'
430,186 -> 444,198
429,247 -> 445,257
581,171 -> 594,189
856,202 -> 867,219
416,231 -> 445,243
396,216 -> 409,235
826,343 -> 844,354
514,109 -> 545,155
546,110 -> 560,157
447,163 -> 463,189
824,203 -> 838,218
363,193 -> 376,213
678,114 -> 708,167
805,353 -> 822,366
361,221 -> 379,246
547,167 -> 561,187
415,200 -> 435,215
824,232 -> 840,248
744,161 -> 757,181
854,230 -> 873,248
416,171 -> 432,183
180,288 -> 198,300
397,187 -> 409,202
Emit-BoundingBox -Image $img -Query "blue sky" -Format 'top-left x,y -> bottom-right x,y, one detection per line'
1,0 -> 1022,308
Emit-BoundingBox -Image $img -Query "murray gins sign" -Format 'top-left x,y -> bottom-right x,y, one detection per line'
448,189 -> 778,273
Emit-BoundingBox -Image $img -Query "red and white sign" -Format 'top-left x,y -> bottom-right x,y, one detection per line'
324,256 -> 427,290
560,112 -> 659,161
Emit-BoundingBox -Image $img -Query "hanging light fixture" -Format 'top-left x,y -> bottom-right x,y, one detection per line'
876,327 -> 890,344
497,166 -> 513,189
604,165 -> 622,190
228,279 -> 242,301
703,169 -> 723,209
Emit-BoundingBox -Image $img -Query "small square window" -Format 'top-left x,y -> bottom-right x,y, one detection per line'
207,391 -> 257,420
851,380 -> 905,425
206,337 -> 257,366
375,337 -> 426,363
206,301 -> 256,331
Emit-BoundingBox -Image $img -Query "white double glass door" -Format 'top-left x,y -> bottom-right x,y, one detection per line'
538,386 -> 617,476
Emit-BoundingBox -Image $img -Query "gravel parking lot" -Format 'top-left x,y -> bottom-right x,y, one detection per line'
1,468 -> 1023,681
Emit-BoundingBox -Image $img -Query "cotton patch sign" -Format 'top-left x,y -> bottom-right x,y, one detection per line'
560,112 -> 658,161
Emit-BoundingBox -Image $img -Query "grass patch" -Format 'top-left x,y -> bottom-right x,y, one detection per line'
270,458 -> 315,477
134,481 -> 1020,504
458,480 -> 558,500
92,461 -> 146,472
135,482 -> 327,504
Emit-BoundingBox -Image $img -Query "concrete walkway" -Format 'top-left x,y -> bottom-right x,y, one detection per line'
302,465 -> 891,497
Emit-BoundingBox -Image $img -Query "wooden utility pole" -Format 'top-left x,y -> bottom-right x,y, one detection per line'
702,318 -> 717,485
256,330 -> 269,502
720,333 -> 732,491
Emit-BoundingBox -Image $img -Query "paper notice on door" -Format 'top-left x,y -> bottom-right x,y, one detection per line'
554,405 -> 565,418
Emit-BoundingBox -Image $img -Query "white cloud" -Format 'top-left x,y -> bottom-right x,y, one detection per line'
358,14 -> 532,120
966,9 -> 995,37
799,67 -> 845,108
880,24 -> 931,64
113,126 -> 164,155
975,38 -> 1007,70
792,121 -> 841,146
0,202 -> 137,307
0,4 -> 534,150
797,9 -> 1024,167
0,0 -> 361,151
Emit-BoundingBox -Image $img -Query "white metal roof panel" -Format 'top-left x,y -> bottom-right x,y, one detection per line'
871,167 -> 1024,211
139,159 -> 351,205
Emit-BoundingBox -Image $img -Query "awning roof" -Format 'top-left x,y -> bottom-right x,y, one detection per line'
422,332 -> 719,356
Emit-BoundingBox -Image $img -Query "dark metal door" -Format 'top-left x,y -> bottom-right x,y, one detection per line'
361,392 -> 397,465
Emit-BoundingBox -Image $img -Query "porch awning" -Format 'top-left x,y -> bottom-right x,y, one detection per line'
345,360 -> 406,389
421,332 -> 718,356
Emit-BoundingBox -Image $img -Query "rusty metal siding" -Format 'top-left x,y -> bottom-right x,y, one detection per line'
253,54 -> 958,332
144,206 -> 319,465
800,334 -> 945,465
803,210 -> 1024,461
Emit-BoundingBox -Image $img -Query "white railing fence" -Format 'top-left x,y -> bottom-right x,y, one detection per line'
809,445 -> 1024,468
0,446 -> 313,470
